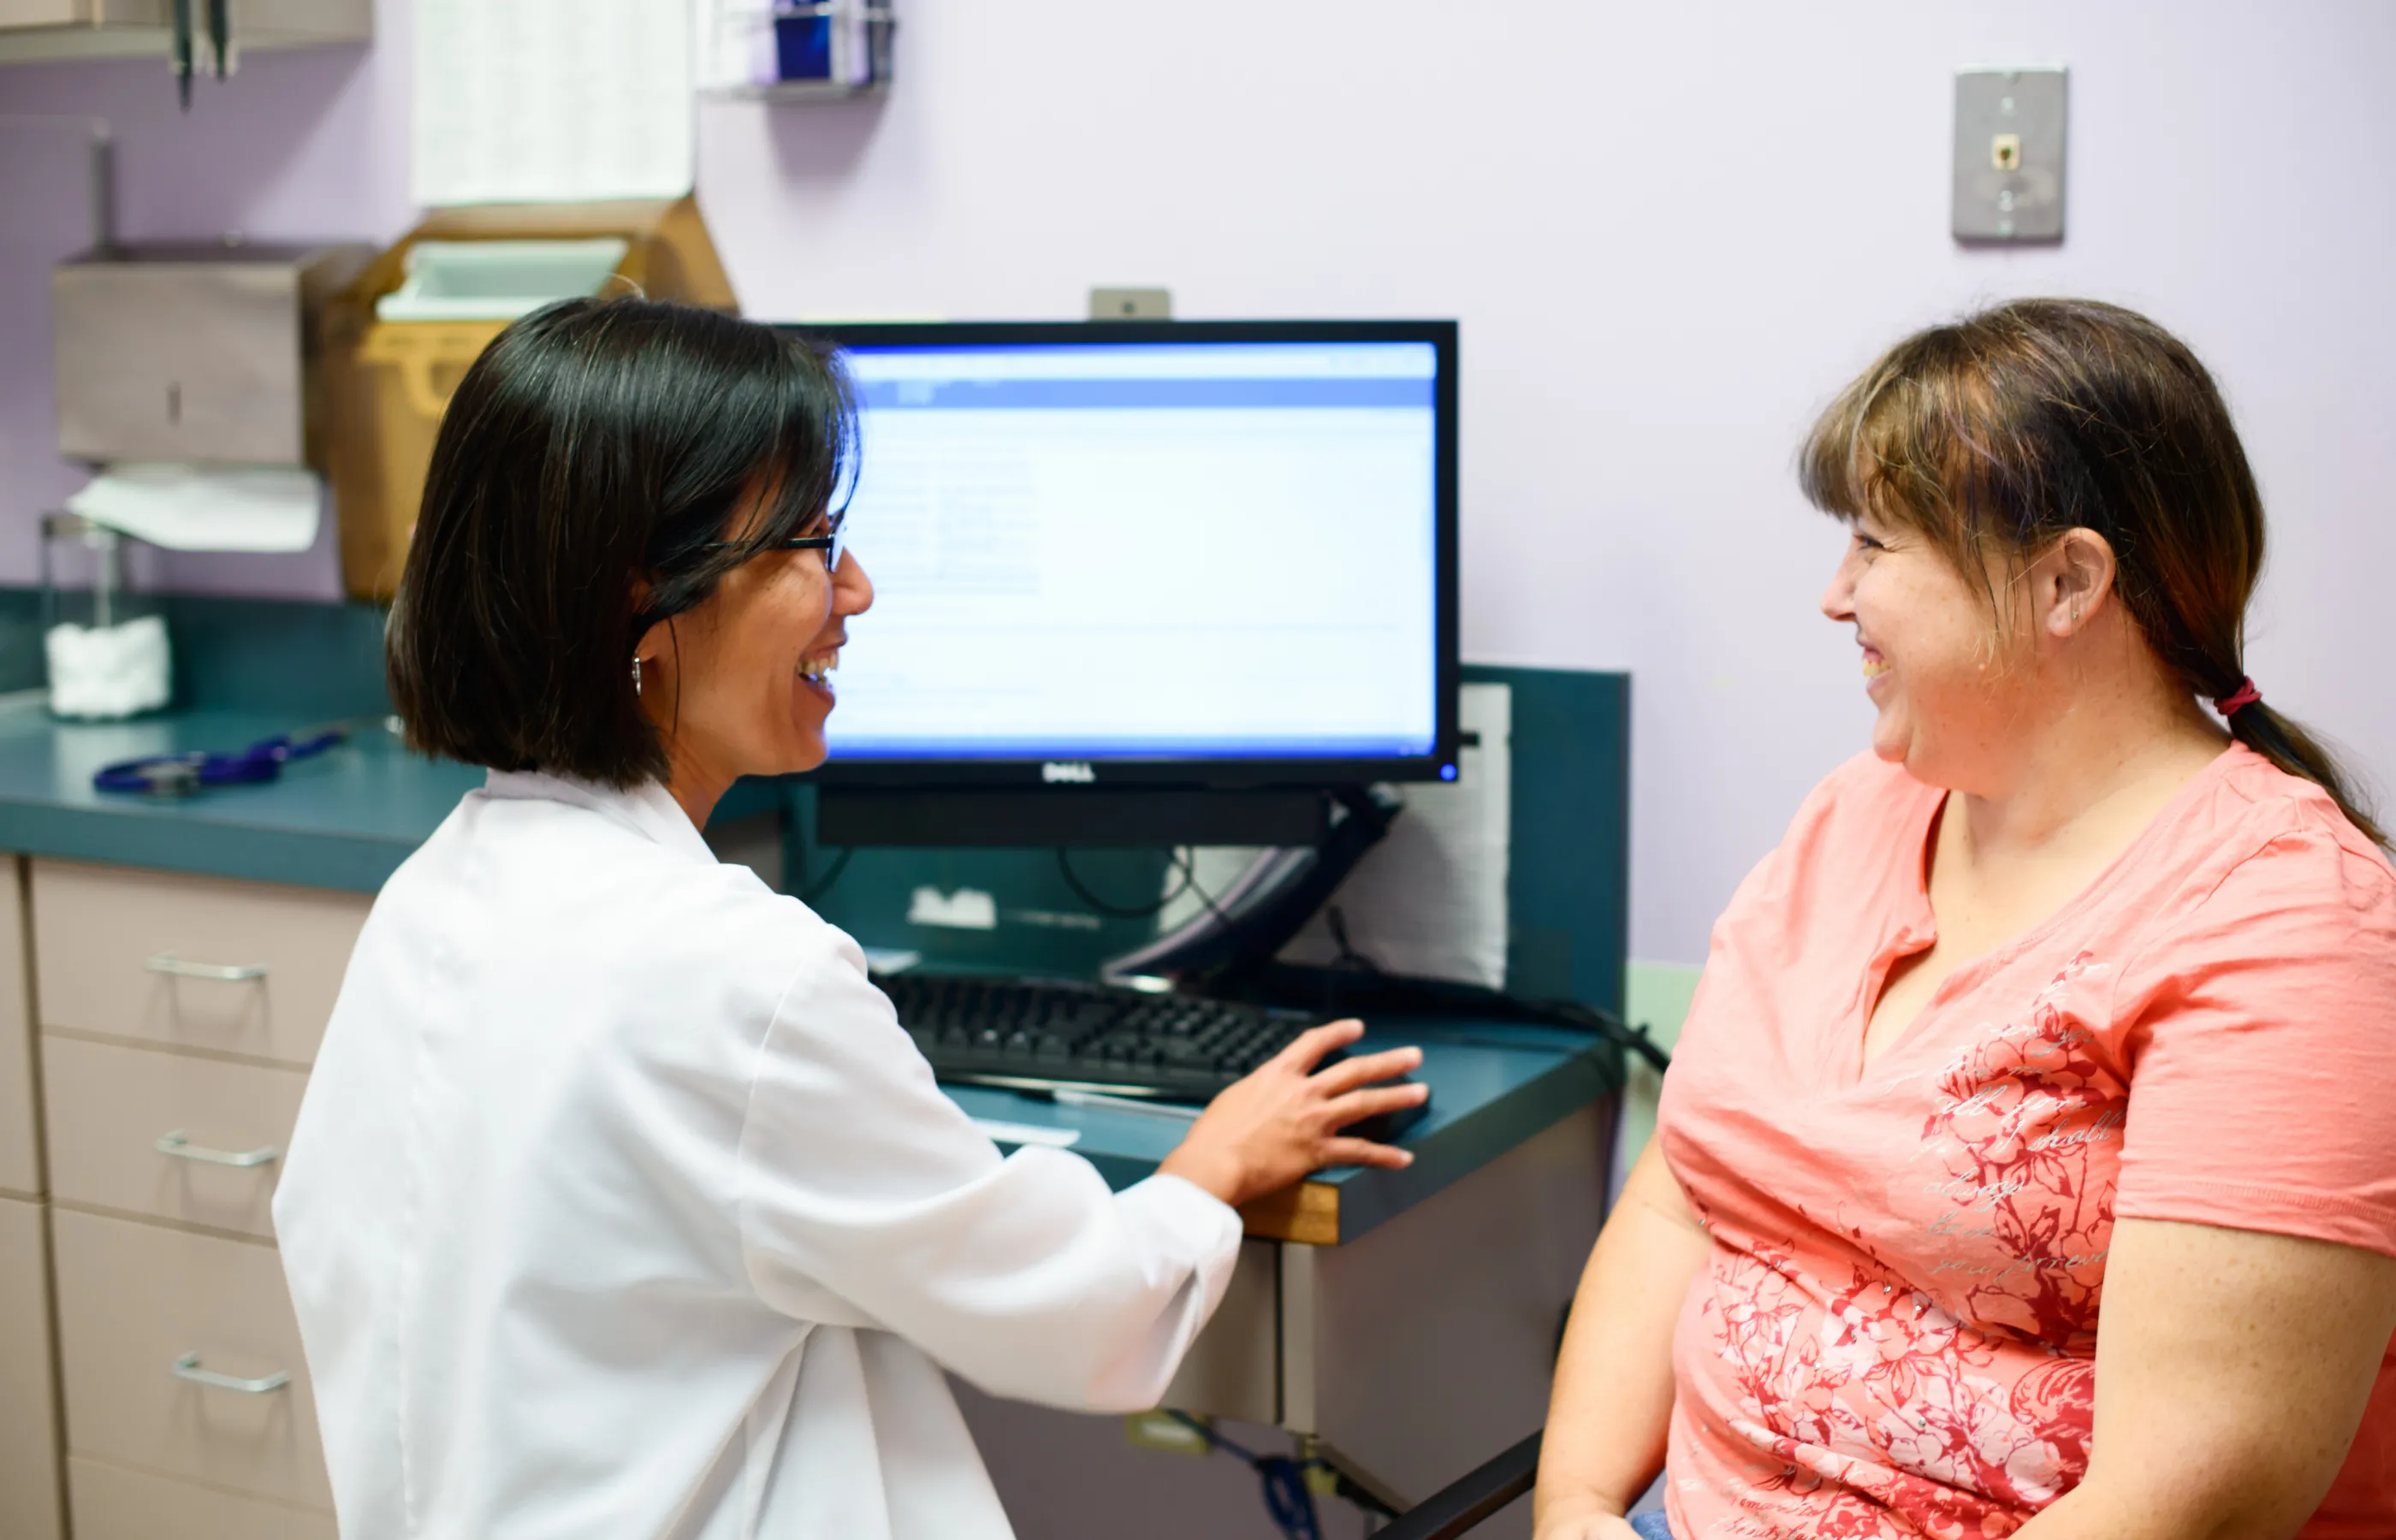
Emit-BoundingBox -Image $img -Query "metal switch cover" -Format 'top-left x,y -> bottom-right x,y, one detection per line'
1954,66 -> 2067,243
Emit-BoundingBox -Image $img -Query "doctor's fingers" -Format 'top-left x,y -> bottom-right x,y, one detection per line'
1315,1134 -> 1416,1171
1318,1081 -> 1430,1134
1306,1045 -> 1423,1096
1272,1019 -> 1367,1072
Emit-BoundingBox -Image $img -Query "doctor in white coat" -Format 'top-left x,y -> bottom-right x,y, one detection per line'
273,298 -> 1427,1539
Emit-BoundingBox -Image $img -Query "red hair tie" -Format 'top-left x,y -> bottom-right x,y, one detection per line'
2214,678 -> 2262,716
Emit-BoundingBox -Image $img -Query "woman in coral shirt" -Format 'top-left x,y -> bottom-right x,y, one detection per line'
1535,299 -> 2396,1540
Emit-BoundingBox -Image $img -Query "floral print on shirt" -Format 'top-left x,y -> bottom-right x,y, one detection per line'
1685,957 -> 2122,1538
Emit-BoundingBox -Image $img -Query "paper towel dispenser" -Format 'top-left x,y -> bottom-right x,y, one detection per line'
52,240 -> 371,467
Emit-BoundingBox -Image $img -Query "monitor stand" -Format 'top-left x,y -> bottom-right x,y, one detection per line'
1101,785 -> 1401,984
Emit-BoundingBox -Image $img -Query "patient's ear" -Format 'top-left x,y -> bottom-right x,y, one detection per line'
2035,528 -> 2119,640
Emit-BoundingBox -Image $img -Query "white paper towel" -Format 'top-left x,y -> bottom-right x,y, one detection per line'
66,464 -> 322,554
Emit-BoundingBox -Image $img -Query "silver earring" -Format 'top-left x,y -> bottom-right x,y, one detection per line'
632,655 -> 643,696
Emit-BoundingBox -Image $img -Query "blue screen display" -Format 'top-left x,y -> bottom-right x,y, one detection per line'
822,340 -> 1441,764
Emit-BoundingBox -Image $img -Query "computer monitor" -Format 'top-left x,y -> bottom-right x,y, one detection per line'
783,320 -> 1459,846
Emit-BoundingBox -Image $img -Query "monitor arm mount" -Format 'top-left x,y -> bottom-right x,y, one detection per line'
1101,784 -> 1403,987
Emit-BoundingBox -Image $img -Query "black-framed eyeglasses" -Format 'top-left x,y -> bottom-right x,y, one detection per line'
705,518 -> 846,572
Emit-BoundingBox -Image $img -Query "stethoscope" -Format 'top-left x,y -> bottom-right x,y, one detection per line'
92,721 -> 362,797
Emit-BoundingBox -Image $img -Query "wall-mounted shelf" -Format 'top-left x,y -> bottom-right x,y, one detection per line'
699,75 -> 887,104
0,0 -> 371,66
695,1 -> 893,104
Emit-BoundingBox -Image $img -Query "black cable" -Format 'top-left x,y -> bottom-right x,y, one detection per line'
1535,997 -> 1670,1074
1163,1413 -> 1329,1540
1054,846 -> 1192,919
1215,962 -> 1673,1075
1058,842 -> 1674,1073
1321,904 -> 1383,974
1445,992 -> 1669,1075
1171,846 -> 1238,932
1514,1006 -> 1668,1073
799,846 -> 853,904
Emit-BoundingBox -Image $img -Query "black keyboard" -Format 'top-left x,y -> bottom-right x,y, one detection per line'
877,973 -> 1429,1140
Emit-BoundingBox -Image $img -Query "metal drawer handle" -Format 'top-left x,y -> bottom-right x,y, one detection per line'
145,951 -> 268,983
170,1352 -> 290,1395
157,1131 -> 278,1169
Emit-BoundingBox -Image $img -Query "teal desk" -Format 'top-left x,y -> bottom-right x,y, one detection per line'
0,594 -> 1628,1507
947,1020 -> 1613,1245
0,698 -> 1616,1248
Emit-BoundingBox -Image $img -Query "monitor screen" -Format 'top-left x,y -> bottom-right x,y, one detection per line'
791,322 -> 1458,787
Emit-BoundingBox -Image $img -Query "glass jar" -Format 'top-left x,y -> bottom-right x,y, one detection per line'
40,511 -> 171,720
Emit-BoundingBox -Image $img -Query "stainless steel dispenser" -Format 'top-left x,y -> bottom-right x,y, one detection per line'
51,240 -> 371,466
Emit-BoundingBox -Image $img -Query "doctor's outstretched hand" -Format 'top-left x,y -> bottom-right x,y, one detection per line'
1156,1020 -> 1425,1209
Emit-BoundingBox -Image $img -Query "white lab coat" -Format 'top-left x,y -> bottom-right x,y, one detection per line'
273,770 -> 1242,1539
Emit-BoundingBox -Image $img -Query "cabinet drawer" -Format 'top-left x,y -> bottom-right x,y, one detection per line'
52,1207 -> 329,1508
0,857 -> 39,1197
69,1456 -> 335,1540
33,860 -> 369,1066
44,1034 -> 305,1240
0,1196 -> 66,1540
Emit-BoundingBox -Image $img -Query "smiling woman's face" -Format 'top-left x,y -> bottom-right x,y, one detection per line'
1818,508 -> 2030,787
638,499 -> 875,813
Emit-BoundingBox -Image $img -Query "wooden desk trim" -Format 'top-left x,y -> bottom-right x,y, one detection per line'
1239,1181 -> 1339,1245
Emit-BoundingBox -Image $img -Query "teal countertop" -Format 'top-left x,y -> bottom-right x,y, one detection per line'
0,704 -> 781,893
0,706 -> 476,892
0,594 -> 1622,1242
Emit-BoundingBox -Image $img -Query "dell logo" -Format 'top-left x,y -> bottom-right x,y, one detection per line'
1041,761 -> 1096,785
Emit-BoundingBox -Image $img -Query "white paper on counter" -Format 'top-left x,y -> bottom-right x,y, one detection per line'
1276,682 -> 1514,988
413,0 -> 696,207
67,464 -> 322,554
968,1119 -> 1082,1151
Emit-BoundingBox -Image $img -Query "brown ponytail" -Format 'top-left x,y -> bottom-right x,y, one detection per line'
2221,697 -> 2381,846
1797,298 -> 2383,847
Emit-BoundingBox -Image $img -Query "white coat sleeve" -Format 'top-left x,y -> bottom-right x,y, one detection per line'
733,922 -> 1244,1413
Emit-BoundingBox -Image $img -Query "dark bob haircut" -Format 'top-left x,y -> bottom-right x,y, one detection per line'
388,298 -> 854,787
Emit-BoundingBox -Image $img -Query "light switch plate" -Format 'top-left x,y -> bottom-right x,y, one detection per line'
1953,66 -> 2067,243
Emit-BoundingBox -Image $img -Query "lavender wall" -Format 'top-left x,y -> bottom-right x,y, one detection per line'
0,0 -> 412,599
5,0 -> 2394,970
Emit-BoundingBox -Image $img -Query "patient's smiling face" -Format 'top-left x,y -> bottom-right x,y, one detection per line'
1819,508 -> 2032,790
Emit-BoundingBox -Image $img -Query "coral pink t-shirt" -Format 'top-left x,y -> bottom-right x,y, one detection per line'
1658,745 -> 2396,1539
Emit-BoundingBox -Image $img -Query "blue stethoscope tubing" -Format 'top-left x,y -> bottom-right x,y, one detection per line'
92,724 -> 354,797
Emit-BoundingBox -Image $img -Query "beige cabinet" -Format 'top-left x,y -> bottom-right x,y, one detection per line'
27,857 -> 363,1532
52,1207 -> 330,1507
0,856 -> 63,1540
68,1456 -> 338,1540
32,858 -> 368,1066
0,1195 -> 66,1540
0,861 -> 41,1199
43,1034 -> 305,1240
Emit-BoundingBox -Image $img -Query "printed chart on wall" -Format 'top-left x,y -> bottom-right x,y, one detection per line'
412,0 -> 697,206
